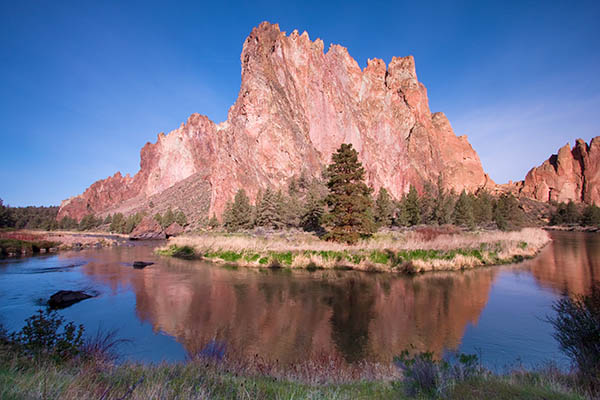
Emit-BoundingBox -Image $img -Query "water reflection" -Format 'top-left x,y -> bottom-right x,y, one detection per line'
80,248 -> 497,363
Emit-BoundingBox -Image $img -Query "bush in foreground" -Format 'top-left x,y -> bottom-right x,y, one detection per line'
548,284 -> 600,395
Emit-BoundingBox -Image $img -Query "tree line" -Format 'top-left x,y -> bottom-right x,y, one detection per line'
217,144 -> 526,243
550,201 -> 600,227
0,199 -> 59,230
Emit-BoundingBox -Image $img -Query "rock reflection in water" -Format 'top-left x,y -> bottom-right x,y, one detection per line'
80,247 -> 497,364
527,231 -> 600,295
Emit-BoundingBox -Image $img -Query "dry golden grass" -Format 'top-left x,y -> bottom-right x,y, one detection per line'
158,228 -> 551,273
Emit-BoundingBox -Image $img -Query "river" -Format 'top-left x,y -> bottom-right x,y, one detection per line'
0,231 -> 598,368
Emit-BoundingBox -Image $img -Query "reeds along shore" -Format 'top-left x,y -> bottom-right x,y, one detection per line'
156,228 -> 551,273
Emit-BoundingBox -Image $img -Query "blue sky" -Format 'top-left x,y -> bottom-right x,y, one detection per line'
1,0 -> 599,206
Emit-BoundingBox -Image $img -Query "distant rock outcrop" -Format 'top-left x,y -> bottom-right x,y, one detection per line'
129,216 -> 166,240
520,138 -> 600,205
165,222 -> 184,237
58,22 -> 497,222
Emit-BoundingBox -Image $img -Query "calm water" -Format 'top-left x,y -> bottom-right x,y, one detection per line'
0,231 -> 598,368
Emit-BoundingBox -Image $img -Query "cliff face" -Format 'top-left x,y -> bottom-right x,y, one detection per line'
58,22 -> 494,221
520,138 -> 600,205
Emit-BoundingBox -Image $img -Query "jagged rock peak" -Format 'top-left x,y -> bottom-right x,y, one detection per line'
58,22 -> 494,222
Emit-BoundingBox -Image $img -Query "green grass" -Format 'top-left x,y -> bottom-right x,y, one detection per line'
0,347 -> 585,400
155,245 -> 197,259
0,238 -> 59,256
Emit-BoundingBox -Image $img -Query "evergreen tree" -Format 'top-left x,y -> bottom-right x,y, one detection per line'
255,188 -> 283,229
223,189 -> 253,231
302,186 -> 325,233
473,190 -> 494,226
404,185 -> 421,226
59,216 -> 79,230
419,182 -> 436,225
432,179 -> 455,225
494,193 -> 523,231
453,190 -> 475,229
110,213 -> 125,233
582,204 -> 600,226
175,210 -> 187,226
103,214 -> 112,225
154,213 -> 163,227
324,143 -> 375,244
162,208 -> 176,228
393,199 -> 410,227
0,198 -> 14,228
374,188 -> 394,228
78,214 -> 102,231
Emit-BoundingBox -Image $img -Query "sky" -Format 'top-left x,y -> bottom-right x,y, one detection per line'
1,0 -> 599,206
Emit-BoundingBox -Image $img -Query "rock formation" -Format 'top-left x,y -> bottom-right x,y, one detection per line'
58,22 -> 495,221
129,216 -> 166,240
519,138 -> 600,205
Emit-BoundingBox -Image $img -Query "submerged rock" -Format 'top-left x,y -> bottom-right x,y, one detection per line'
133,261 -> 154,269
48,290 -> 93,309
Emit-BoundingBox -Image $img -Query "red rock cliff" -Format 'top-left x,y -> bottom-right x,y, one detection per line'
520,138 -> 600,205
58,22 -> 494,221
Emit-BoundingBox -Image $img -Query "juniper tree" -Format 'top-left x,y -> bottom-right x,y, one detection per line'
404,185 -> 421,226
324,143 -> 375,244
374,188 -> 394,228
302,186 -> 325,233
453,190 -> 475,229
494,193 -> 523,231
582,204 -> 600,226
255,188 -> 283,229
223,189 -> 253,232
473,190 -> 494,226
208,214 -> 220,229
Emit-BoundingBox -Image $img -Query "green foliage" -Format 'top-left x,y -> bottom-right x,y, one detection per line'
302,185 -> 325,233
10,309 -> 84,361
432,177 -> 455,225
453,191 -> 475,229
223,189 -> 253,232
0,200 -> 59,230
103,214 -> 112,224
59,216 -> 78,230
394,350 -> 482,397
548,284 -> 600,394
78,214 -> 102,231
255,188 -> 284,229
374,188 -> 394,228
156,244 -> 196,259
494,193 -> 524,231
550,201 -> 581,226
109,213 -> 125,233
0,198 -> 14,228
581,204 -> 600,226
473,190 -> 494,226
108,212 -> 143,234
323,143 -> 375,244
402,185 -> 421,226
153,208 -> 188,229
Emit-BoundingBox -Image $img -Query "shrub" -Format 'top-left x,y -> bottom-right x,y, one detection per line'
547,284 -> 600,394
10,308 -> 84,361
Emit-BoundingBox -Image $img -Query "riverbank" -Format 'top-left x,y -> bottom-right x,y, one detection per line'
0,342 -> 584,400
0,230 -> 129,257
156,228 -> 551,273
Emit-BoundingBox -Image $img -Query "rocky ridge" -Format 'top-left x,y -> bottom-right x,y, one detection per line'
59,22 -> 519,222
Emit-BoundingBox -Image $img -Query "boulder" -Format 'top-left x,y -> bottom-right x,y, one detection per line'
165,222 -> 184,237
48,290 -> 93,309
129,216 -> 166,240
133,261 -> 154,269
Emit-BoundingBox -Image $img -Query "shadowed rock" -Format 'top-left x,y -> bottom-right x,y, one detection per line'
48,290 -> 93,309
165,222 -> 184,237
133,261 -> 154,269
129,216 -> 166,240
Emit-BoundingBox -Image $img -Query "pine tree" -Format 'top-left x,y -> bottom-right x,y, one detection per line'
255,188 -> 283,229
432,177 -> 455,225
110,213 -> 125,233
0,198 -> 14,228
404,185 -> 421,226
582,204 -> 600,226
223,189 -> 253,231
175,211 -> 187,226
374,188 -> 394,228
453,190 -> 475,229
473,190 -> 494,226
323,143 -> 374,244
302,186 -> 325,232
494,193 -> 523,231
103,214 -> 112,225
394,199 -> 410,227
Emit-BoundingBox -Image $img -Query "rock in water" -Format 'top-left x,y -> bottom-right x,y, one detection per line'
129,216 -> 166,240
48,290 -> 93,309
132,261 -> 154,269
165,222 -> 184,237
58,21 -> 498,223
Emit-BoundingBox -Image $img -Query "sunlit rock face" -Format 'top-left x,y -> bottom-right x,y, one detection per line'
520,138 -> 600,205
58,22 -> 493,221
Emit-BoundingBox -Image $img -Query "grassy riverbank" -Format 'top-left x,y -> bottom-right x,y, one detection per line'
156,228 -> 550,273
0,342 -> 584,400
